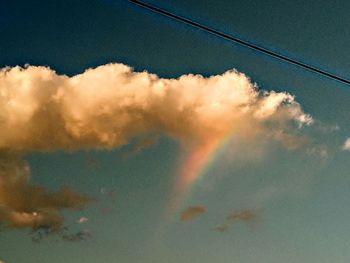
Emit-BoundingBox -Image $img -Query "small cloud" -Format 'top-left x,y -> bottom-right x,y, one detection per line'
313,122 -> 340,133
213,209 -> 259,233
212,224 -> 230,233
342,138 -> 350,151
227,209 -> 258,223
273,130 -> 306,150
76,217 -> 88,224
327,124 -> 340,132
100,187 -> 106,195
61,230 -> 91,242
29,226 -> 92,243
306,145 -> 328,158
180,206 -> 207,222
122,136 -> 159,159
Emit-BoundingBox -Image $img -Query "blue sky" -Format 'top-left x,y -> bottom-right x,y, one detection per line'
1,1 -> 350,262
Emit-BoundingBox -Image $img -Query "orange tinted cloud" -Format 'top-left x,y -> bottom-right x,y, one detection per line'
0,154 -> 92,231
0,64 -> 311,152
0,63 -> 312,232
180,206 -> 207,222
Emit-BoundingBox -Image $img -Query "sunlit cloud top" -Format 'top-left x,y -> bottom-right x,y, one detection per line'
0,63 -> 312,153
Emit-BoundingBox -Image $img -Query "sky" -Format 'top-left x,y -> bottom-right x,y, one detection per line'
1,0 -> 350,262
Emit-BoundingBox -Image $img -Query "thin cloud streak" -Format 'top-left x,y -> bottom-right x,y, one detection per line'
213,209 -> 259,233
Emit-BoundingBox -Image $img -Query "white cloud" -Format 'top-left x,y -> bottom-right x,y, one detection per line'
0,63 -> 312,152
77,217 -> 88,224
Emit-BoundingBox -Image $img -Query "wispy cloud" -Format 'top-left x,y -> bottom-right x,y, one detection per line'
226,209 -> 258,223
213,209 -> 259,233
306,144 -> 328,158
342,138 -> 350,151
212,223 -> 230,233
30,226 -> 92,243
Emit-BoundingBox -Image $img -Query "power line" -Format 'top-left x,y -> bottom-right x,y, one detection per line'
129,0 -> 350,86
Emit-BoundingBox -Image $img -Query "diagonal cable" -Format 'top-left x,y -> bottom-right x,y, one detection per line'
129,0 -> 350,86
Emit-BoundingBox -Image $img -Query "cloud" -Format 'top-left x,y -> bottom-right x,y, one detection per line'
0,63 -> 311,152
0,63 -> 312,232
0,153 -> 92,231
180,206 -> 207,222
121,135 -> 159,159
30,226 -> 92,243
213,209 -> 258,233
77,217 -> 88,224
61,230 -> 91,242
306,144 -> 328,158
342,138 -> 350,151
226,209 -> 258,223
315,122 -> 340,133
212,223 -> 230,233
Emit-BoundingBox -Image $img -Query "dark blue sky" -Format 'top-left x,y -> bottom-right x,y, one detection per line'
1,1 -> 350,262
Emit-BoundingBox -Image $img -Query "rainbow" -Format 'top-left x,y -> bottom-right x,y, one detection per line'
167,133 -> 233,216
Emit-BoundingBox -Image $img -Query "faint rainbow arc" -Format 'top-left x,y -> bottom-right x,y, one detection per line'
167,132 -> 233,216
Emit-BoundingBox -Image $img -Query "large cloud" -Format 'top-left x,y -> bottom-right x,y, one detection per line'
0,63 -> 312,151
0,63 -> 312,231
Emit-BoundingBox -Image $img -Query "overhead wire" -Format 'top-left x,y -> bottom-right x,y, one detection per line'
129,0 -> 350,86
